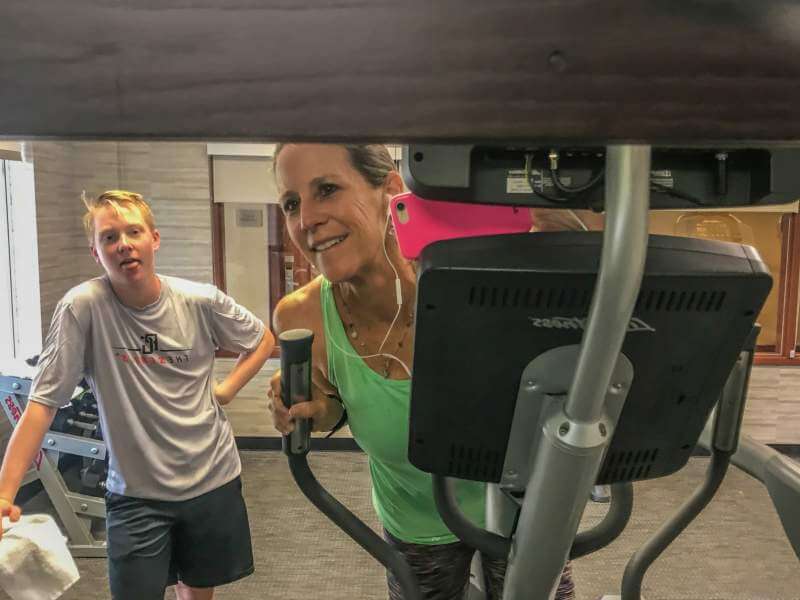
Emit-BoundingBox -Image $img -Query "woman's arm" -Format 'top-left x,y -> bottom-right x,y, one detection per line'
0,401 -> 58,538
268,283 -> 344,433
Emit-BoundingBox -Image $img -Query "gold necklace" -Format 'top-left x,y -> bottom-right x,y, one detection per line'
336,284 -> 414,378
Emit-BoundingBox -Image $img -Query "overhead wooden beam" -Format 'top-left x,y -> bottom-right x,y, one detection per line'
2,1 -> 800,142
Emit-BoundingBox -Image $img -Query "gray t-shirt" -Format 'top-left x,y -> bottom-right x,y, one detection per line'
29,275 -> 266,501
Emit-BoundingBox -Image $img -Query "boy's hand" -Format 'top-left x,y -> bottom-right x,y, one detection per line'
0,497 -> 21,540
214,381 -> 233,406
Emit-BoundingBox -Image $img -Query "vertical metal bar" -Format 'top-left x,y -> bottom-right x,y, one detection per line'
502,145 -> 651,600
565,145 -> 651,424
0,162 -> 17,357
485,484 -> 518,537
779,213 -> 800,357
37,453 -> 96,547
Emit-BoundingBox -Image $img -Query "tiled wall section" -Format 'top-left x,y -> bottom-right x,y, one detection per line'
32,142 -> 119,338
32,141 -> 213,338
219,360 -> 799,444
117,143 -> 214,284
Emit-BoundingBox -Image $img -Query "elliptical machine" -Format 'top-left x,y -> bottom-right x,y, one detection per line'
281,144 -> 800,600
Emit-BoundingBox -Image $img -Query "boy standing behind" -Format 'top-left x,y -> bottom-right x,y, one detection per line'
0,190 -> 274,600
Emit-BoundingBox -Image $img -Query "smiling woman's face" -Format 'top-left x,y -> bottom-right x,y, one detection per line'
275,144 -> 396,283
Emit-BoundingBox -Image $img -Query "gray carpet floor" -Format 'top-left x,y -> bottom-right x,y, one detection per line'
4,452 -> 799,600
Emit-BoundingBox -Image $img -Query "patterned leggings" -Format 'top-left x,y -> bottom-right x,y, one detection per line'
383,529 -> 575,600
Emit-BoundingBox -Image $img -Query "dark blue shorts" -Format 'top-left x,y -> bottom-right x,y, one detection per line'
105,476 -> 254,600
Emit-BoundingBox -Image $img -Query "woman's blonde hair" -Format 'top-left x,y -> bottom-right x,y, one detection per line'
82,190 -> 156,243
273,144 -> 397,188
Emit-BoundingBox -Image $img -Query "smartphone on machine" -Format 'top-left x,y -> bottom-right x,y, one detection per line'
390,192 -> 532,260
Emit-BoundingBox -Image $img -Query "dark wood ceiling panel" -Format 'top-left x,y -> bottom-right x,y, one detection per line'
2,1 -> 800,142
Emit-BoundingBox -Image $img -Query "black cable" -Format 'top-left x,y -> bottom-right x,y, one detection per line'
550,166 -> 605,194
525,154 -> 572,204
525,152 -> 709,208
716,152 -> 728,197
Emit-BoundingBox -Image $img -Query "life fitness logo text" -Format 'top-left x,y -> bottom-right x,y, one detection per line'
528,316 -> 656,333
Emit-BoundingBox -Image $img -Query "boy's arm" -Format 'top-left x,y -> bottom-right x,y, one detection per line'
0,298 -> 88,537
268,291 -> 344,433
214,329 -> 275,406
0,401 -> 58,538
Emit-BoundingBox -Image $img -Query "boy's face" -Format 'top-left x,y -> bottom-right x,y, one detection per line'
90,204 -> 160,286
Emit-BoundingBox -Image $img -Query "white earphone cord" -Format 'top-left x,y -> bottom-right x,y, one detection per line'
328,207 -> 411,378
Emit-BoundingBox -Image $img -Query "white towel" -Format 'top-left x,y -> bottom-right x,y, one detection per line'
0,514 -> 80,600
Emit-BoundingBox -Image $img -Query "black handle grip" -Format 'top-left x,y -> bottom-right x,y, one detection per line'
279,329 -> 314,455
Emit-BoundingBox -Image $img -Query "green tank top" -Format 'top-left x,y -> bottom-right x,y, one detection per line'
320,278 -> 486,544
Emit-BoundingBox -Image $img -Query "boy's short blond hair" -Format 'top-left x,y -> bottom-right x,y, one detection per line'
82,190 -> 156,243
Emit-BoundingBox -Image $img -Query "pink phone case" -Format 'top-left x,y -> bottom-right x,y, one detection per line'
390,192 -> 532,260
